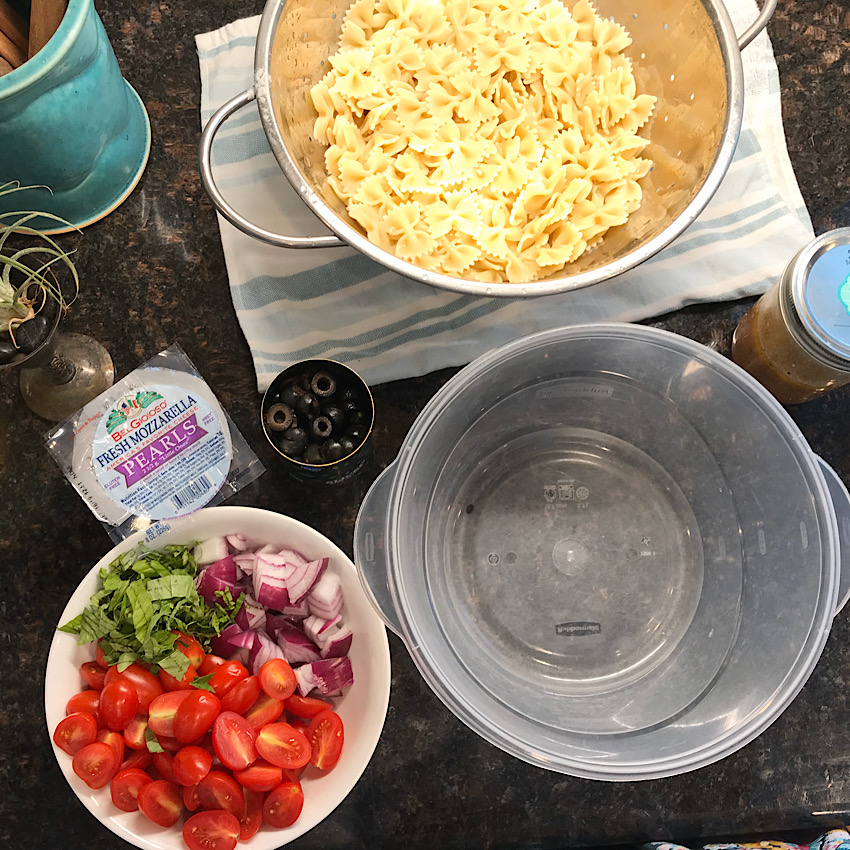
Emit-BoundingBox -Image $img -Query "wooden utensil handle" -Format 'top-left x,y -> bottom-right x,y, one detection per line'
28,0 -> 67,60
0,26 -> 25,67
0,0 -> 27,53
0,54 -> 13,76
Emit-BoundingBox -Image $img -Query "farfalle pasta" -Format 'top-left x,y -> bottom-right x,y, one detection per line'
310,0 -> 656,283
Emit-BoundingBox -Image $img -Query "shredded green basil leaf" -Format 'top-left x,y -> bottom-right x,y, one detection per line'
191,672 -> 217,693
144,726 -> 164,753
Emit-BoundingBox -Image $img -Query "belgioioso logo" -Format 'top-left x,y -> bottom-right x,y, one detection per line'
105,390 -> 165,437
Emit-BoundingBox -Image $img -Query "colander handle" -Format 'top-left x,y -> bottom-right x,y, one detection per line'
354,463 -> 403,636
737,0 -> 778,50
198,88 -> 347,249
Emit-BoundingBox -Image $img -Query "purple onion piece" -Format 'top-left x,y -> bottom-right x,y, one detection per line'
294,657 -> 354,696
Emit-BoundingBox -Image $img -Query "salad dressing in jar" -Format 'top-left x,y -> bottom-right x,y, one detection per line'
732,229 -> 850,404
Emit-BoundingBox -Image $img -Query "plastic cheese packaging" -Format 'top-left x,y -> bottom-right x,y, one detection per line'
46,344 -> 265,542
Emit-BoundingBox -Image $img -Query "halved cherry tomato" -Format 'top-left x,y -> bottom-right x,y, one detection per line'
258,658 -> 297,702
153,751 -> 178,784
184,783 -> 203,812
95,640 -> 109,669
172,631 -> 205,668
242,693 -> 284,730
234,759 -> 282,792
123,715 -> 148,750
110,767 -> 153,812
197,770 -> 243,816
263,780 -> 304,828
239,788 -> 265,841
208,660 -> 249,699
198,654 -> 227,676
284,694 -> 332,718
122,749 -> 153,772
220,676 -> 261,715
66,689 -> 100,719
306,709 -> 344,770
105,662 -> 164,712
138,779 -> 183,827
148,690 -> 193,738
72,742 -> 117,789
96,729 -> 125,772
155,733 -> 185,753
173,690 -> 221,743
100,679 -> 139,731
173,745 -> 212,786
212,711 -> 257,771
288,717 -> 309,733
183,810 -> 240,850
81,661 -> 106,691
53,712 -> 97,756
255,722 -> 311,770
159,664 -> 198,692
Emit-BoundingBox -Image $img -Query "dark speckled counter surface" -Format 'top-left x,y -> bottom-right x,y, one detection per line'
3,0 -> 850,848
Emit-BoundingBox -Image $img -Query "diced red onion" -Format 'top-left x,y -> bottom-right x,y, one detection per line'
294,657 -> 353,696
279,598 -> 310,618
274,620 -> 322,665
194,537 -> 229,565
233,553 -> 256,575
254,544 -> 278,556
209,623 -> 245,657
320,625 -> 353,659
279,548 -> 307,567
203,556 -> 239,584
307,572 -> 343,620
227,534 -> 250,552
234,595 -> 267,632
303,614 -> 342,648
249,630 -> 288,675
196,569 -> 242,608
287,557 -> 328,604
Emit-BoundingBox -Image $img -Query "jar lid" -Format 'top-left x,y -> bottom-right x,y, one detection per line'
788,228 -> 850,367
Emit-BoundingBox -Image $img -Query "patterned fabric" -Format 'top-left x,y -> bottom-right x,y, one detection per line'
645,827 -> 850,850
196,1 -> 813,391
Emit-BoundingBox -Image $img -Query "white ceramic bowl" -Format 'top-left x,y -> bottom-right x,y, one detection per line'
44,506 -> 392,850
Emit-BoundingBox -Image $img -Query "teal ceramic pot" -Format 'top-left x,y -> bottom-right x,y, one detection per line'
0,0 -> 151,232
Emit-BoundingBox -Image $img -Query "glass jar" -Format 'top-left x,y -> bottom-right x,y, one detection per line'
732,229 -> 850,404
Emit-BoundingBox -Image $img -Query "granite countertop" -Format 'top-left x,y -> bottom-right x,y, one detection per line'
3,0 -> 850,848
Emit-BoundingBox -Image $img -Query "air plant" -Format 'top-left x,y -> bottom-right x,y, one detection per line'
0,182 -> 79,352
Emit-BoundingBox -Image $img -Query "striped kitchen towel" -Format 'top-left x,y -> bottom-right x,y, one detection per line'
196,1 -> 813,391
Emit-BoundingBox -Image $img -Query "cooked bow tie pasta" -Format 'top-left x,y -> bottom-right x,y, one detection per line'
310,0 -> 656,283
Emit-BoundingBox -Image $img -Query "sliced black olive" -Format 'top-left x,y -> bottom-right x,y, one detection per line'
304,443 -> 324,464
311,371 -> 337,398
298,370 -> 315,391
346,425 -> 366,443
0,335 -> 18,364
16,314 -> 50,354
311,416 -> 333,440
278,438 -> 301,457
338,436 -> 356,456
338,385 -> 358,403
265,402 -> 294,432
296,391 -> 320,419
322,404 -> 344,429
322,440 -> 345,463
281,382 -> 305,408
343,401 -> 368,427
281,425 -> 308,453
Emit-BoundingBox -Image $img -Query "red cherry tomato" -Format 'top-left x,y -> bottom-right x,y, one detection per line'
306,709 -> 344,770
153,751 -> 178,784
239,788 -> 265,841
184,783 -> 203,812
123,715 -> 148,750
53,712 -> 98,756
172,745 -> 213,786
208,660 -> 249,699
288,717 -> 309,732
105,662 -> 164,712
155,733 -> 185,753
233,759 -> 283,792
171,631 -> 205,668
183,810 -> 240,850
212,711 -> 258,772
138,779 -> 183,827
198,654 -> 227,676
255,722 -> 311,770
122,748 -> 153,772
72,742 -> 117,790
220,676 -> 261,715
80,661 -> 106,691
148,690 -> 193,738
242,693 -> 284,730
284,694 -> 332,718
262,779 -> 304,828
110,767 -> 153,812
96,730 -> 125,771
197,770 -> 244,817
257,658 -> 297,702
100,679 -> 139,731
159,664 -> 198,692
173,690 -> 221,744
95,640 -> 109,669
66,689 -> 100,720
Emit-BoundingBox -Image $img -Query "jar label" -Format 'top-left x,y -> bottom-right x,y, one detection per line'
803,242 -> 850,355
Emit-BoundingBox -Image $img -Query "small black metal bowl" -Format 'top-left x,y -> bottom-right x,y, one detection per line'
261,358 -> 374,483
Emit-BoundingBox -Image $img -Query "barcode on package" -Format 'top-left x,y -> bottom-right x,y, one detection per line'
171,474 -> 213,511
